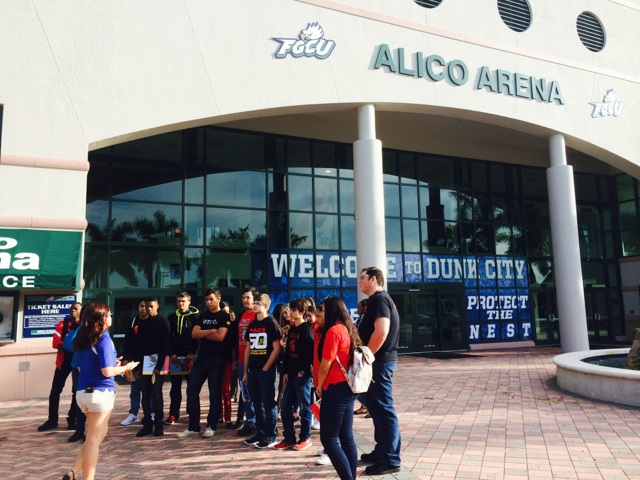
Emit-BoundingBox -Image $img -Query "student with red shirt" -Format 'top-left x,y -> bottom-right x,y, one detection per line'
315,296 -> 362,480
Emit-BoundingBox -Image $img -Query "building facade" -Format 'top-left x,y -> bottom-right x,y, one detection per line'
1,0 -> 640,400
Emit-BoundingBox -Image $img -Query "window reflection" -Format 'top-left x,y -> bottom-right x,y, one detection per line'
289,212 -> 312,249
110,203 -> 182,244
205,208 -> 266,247
314,177 -> 338,213
206,170 -> 265,208
108,248 -> 181,289
315,214 -> 339,250
289,175 -> 313,211
112,163 -> 182,203
384,184 -> 400,217
386,218 -> 402,251
340,215 -> 355,250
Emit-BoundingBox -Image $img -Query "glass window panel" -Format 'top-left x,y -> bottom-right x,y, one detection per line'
401,185 -> 419,218
601,207 -> 613,231
83,245 -> 108,289
526,226 -> 552,257
471,162 -> 489,192
383,151 -> 398,182
398,153 -> 416,184
184,206 -> 204,246
490,164 -> 507,193
384,184 -> 400,217
109,247 -> 181,288
607,262 -> 618,287
521,167 -> 548,197
402,219 -> 421,252
523,200 -> 550,226
288,175 -> 313,212
206,129 -> 264,170
338,145 -> 354,179
288,139 -> 312,174
621,229 -> 640,256
184,248 -> 204,289
459,222 -> 475,254
290,212 -> 313,249
577,205 -> 600,230
599,176 -> 612,203
417,155 -> 455,189
314,178 -> 338,213
575,174 -> 598,201
204,250 -> 261,288
339,179 -> 354,215
495,225 -> 512,255
315,214 -> 339,250
421,187 -> 458,221
582,262 -> 606,286
206,208 -> 266,247
509,226 -> 526,255
313,142 -> 337,177
185,168 -> 204,204
579,230 -> 602,259
618,201 -> 638,229
604,231 -> 615,258
112,131 -> 183,162
492,196 -> 510,224
111,203 -> 182,244
206,170 -> 265,208
340,215 -> 355,250
86,201 -> 110,242
421,221 -> 459,254
268,172 -> 288,210
616,174 -> 635,202
528,258 -> 553,286
386,218 -> 402,251
457,193 -> 493,222
86,161 -> 110,201
112,163 -> 182,203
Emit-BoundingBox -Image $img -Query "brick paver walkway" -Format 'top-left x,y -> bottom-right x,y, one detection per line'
1,347 -> 639,479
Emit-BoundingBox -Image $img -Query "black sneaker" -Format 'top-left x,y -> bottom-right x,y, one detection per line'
360,451 -> 378,464
237,424 -> 256,437
231,419 -> 242,429
68,431 -> 85,443
37,420 -> 58,432
255,440 -> 277,449
243,434 -> 261,446
154,425 -> 164,436
135,425 -> 153,437
364,463 -> 401,476
67,421 -> 76,431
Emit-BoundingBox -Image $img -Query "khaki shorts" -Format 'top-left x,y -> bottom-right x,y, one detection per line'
76,389 -> 116,413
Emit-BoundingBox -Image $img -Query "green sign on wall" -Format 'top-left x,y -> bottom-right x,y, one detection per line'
0,229 -> 82,290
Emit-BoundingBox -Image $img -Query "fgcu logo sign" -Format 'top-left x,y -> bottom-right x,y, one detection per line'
589,89 -> 624,118
273,22 -> 336,59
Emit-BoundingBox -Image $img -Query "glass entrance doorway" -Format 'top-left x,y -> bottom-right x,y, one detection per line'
391,286 -> 467,353
531,289 -> 559,343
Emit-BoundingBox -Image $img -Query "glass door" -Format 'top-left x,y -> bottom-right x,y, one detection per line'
585,287 -> 610,341
531,289 -> 559,343
392,286 -> 466,353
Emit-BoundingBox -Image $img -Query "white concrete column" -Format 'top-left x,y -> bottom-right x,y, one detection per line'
354,104 -> 387,290
547,133 -> 590,353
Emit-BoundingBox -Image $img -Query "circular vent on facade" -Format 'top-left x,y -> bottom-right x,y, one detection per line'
577,12 -> 605,52
497,0 -> 532,32
414,0 -> 444,8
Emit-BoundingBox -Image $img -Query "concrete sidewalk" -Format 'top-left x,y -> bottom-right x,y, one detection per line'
1,347 -> 639,479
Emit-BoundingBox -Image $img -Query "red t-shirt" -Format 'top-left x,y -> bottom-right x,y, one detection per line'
237,309 -> 256,364
321,323 -> 351,389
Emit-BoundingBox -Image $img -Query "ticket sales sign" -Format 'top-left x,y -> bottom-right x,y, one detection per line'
0,229 -> 82,290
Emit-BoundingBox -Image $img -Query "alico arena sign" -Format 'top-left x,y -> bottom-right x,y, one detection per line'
373,43 -> 565,105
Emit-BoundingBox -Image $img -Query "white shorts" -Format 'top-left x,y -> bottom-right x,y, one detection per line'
76,388 -> 116,413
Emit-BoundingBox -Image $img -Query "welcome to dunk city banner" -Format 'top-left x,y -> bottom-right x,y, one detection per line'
268,251 -> 531,342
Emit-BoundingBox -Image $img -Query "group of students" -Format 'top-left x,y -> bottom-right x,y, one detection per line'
43,266 -> 402,480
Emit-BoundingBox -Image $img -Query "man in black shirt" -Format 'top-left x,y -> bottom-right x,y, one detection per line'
178,288 -> 230,440
357,267 -> 402,475
135,296 -> 171,438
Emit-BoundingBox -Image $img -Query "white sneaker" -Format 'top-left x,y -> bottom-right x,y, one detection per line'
151,413 -> 155,422
177,428 -> 199,439
311,417 -> 321,430
316,448 -> 325,456
202,426 -> 215,438
120,414 -> 140,426
316,453 -> 331,465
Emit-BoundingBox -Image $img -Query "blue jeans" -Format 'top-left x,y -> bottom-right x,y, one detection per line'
186,356 -> 225,432
129,377 -> 141,415
236,363 -> 255,426
247,366 -> 278,442
320,381 -> 358,480
361,360 -> 402,467
281,374 -> 313,443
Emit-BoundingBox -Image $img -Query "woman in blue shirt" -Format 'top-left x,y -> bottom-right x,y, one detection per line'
61,304 -> 138,480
